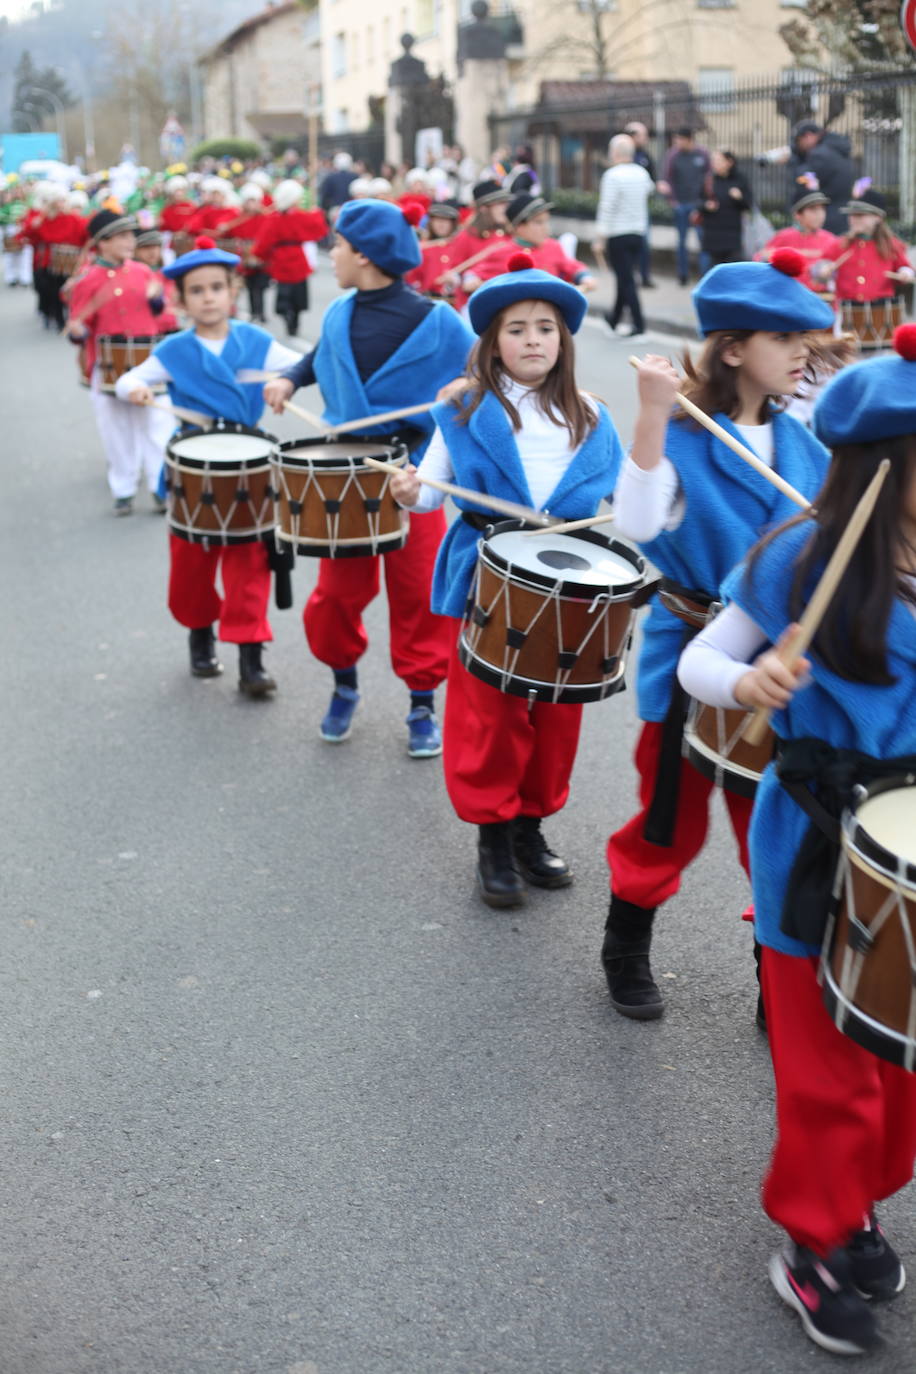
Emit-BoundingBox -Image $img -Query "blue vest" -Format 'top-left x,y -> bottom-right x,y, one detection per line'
312,292 -> 474,458
723,527 -> 916,956
430,391 -> 624,618
153,322 -> 273,428
630,409 -> 829,720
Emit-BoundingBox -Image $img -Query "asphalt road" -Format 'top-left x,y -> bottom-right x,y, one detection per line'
1,269 -> 913,1374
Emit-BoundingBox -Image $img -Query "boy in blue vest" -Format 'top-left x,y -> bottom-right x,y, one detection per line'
116,236 -> 302,694
264,199 -> 474,757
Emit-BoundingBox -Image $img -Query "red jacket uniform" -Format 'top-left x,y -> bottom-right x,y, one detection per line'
405,238 -> 459,297
437,226 -> 508,308
756,225 -> 839,292
69,259 -> 163,373
186,204 -> 237,236
826,233 -> 913,301
28,211 -> 88,270
159,201 -> 197,234
251,208 -> 328,283
473,235 -> 591,285
222,210 -> 269,275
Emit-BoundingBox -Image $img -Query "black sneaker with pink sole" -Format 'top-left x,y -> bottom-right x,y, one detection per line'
847,1212 -> 906,1302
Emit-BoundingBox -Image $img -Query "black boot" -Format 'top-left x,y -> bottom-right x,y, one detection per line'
477,823 -> 526,908
512,816 -> 573,888
188,625 -> 222,677
601,896 -> 663,1020
753,940 -> 767,1033
238,642 -> 277,697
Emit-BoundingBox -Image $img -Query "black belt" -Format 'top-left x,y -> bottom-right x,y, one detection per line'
642,582 -> 714,847
461,510 -> 496,532
776,738 -> 916,945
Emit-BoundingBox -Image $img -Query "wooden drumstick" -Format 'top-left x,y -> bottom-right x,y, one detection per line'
282,399 -> 332,432
327,401 -> 437,437
143,397 -> 212,428
361,455 -> 554,527
742,458 -> 890,746
435,236 -> 508,285
627,357 -> 811,510
521,511 -> 615,537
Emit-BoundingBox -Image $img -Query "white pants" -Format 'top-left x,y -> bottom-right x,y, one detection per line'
4,245 -> 32,286
89,371 -> 174,498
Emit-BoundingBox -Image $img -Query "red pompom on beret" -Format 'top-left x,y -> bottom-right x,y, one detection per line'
507,251 -> 535,272
893,323 -> 916,362
195,236 -> 216,250
401,200 -> 424,227
770,247 -> 805,278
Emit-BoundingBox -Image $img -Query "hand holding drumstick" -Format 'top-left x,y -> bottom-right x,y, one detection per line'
733,625 -> 811,712
389,464 -> 422,507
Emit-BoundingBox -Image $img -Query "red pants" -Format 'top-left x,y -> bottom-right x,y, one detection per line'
761,948 -> 916,1255
303,510 -> 451,691
443,626 -> 583,824
168,534 -> 272,643
607,720 -> 752,908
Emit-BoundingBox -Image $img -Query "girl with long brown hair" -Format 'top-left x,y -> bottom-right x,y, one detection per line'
677,328 -> 916,1359
602,251 -> 835,1022
390,256 -> 623,907
824,185 -> 914,307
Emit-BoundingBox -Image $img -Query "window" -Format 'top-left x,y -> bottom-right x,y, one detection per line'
697,0 -> 735,7
351,31 -> 360,67
367,24 -> 374,62
698,67 -> 736,112
332,31 -> 346,77
416,0 -> 435,35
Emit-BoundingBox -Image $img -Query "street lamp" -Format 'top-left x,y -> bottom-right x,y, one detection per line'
22,84 -> 68,161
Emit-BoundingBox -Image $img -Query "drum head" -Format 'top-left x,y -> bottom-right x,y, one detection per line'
278,437 -> 406,468
487,524 -> 643,593
852,780 -> 916,879
169,431 -> 275,468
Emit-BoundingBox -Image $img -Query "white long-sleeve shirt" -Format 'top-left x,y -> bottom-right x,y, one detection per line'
114,335 -> 302,400
409,378 -> 600,514
612,420 -> 775,543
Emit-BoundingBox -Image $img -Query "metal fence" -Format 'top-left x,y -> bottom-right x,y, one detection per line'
490,67 -> 916,231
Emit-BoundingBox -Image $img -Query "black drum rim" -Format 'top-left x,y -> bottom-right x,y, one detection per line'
842,773 -> 916,894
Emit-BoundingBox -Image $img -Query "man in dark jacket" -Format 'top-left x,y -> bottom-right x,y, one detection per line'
790,122 -> 854,235
319,153 -> 357,220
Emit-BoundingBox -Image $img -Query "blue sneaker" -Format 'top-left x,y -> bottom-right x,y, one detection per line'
406,705 -> 442,758
320,685 -> 360,742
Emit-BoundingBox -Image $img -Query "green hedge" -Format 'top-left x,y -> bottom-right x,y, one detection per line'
189,138 -> 263,164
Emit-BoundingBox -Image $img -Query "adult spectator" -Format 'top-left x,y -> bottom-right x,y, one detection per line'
698,150 -> 752,267
504,145 -> 540,196
595,133 -> 653,338
790,121 -> 854,235
657,127 -> 710,285
624,121 -> 656,287
320,153 -> 357,219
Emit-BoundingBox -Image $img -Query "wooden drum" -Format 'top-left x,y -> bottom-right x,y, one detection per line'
271,437 -> 409,558
684,700 -> 776,799
841,298 -> 905,351
96,334 -> 173,394
165,424 -> 277,546
459,521 -> 647,704
821,776 -> 916,1071
49,242 -> 81,277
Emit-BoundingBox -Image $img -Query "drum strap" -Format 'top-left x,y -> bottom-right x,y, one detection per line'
776,738 -> 916,945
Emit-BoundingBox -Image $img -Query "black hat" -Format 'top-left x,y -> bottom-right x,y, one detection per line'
135,229 -> 163,248
472,178 -> 511,206
89,209 -> 137,243
507,193 -> 553,227
427,201 -> 460,221
792,188 -> 830,212
841,187 -> 887,218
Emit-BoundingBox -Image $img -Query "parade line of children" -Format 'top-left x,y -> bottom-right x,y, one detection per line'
30,185 -> 916,1360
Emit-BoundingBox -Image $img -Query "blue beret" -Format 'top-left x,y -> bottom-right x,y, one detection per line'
693,256 -> 834,337
468,262 -> 588,336
336,198 -> 421,276
813,343 -> 916,447
163,238 -> 240,279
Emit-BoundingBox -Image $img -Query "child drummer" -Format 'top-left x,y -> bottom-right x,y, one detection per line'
389,256 -> 623,907
66,209 -> 172,515
114,237 -> 301,695
263,198 -> 474,756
